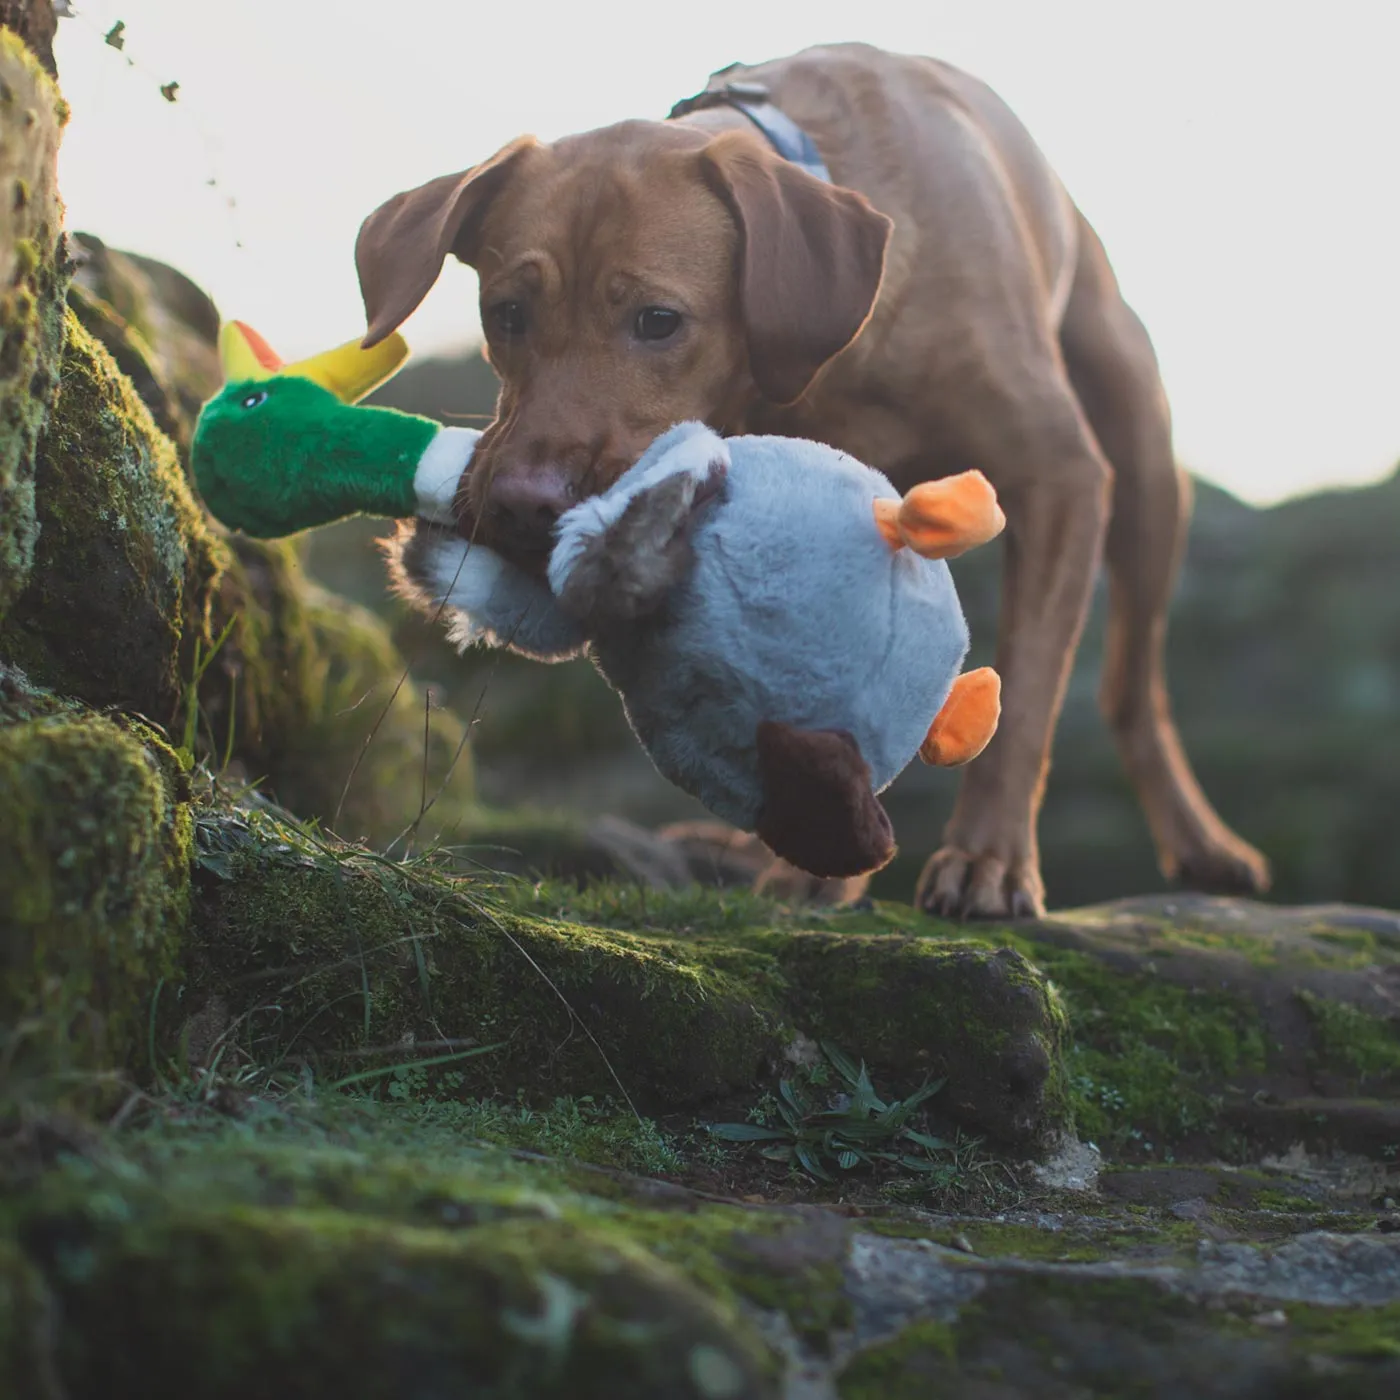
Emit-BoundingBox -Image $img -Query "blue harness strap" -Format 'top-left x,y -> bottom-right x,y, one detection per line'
668,79 -> 832,184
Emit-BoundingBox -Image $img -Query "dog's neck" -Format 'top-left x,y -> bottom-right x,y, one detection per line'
669,105 -> 759,140
668,90 -> 832,184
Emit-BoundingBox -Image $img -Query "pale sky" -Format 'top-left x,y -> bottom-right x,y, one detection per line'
51,0 -> 1400,505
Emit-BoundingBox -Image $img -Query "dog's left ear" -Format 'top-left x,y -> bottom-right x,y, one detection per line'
356,135 -> 538,348
700,132 -> 893,405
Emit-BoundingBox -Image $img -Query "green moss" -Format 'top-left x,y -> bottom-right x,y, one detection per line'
858,1214 -> 1205,1265
38,1207 -> 774,1399
7,1106 -> 781,1398
66,280 -> 192,452
0,668 -> 190,1105
509,880 -> 809,939
182,842 -> 1071,1149
1281,1302 -> 1400,1359
367,1095 -> 685,1178
750,929 -> 1070,1153
182,813 -> 785,1113
0,28 -> 68,622
1255,1191 -> 1320,1214
837,1320 -> 957,1398
727,1255 -> 851,1353
0,314 -> 224,720
1296,989 -> 1400,1085
993,939 -> 1268,1154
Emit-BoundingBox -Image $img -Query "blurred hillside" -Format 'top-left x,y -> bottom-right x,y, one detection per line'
299,349 -> 1400,911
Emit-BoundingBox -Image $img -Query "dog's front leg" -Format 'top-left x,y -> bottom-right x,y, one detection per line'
916,391 -> 1112,920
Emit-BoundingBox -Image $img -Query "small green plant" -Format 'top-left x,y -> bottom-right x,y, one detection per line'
707,1041 -> 952,1183
176,614 -> 238,768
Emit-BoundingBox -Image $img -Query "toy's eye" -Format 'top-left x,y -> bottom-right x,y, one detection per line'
240,390 -> 268,410
487,300 -> 527,339
634,307 -> 681,342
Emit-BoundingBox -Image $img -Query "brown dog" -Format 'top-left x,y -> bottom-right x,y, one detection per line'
356,41 -> 1270,919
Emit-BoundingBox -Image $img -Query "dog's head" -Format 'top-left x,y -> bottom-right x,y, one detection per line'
355,121 -> 892,571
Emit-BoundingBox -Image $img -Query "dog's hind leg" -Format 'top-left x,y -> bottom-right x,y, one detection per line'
1058,211 -> 1270,895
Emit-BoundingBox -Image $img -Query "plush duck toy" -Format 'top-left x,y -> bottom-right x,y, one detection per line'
191,325 -> 1004,878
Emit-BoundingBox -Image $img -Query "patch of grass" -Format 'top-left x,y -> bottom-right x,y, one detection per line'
707,1042 -> 954,1185
1254,1191 -> 1318,1214
380,1093 -> 685,1179
499,877 -> 790,939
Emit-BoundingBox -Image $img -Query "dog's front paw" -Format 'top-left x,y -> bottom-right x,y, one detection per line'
915,845 -> 1045,921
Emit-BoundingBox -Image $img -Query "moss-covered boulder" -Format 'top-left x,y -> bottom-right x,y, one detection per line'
0,664 -> 188,1105
0,25 -> 67,623
0,313 -> 222,718
1015,894 -> 1400,1160
68,230 -> 222,455
5,1111 -> 790,1400
5,1101 -> 1400,1400
173,811 -> 1070,1152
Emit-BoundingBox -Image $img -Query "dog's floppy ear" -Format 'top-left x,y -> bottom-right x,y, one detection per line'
356,135 -> 537,348
699,131 -> 892,405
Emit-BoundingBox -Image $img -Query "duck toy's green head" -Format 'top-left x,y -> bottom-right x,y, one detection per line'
191,320 -> 477,538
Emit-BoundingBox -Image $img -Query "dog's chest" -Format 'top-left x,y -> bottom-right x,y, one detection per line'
738,388 -> 964,489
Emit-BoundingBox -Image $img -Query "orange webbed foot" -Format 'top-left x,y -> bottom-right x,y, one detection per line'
873,470 -> 1006,559
919,667 -> 1002,767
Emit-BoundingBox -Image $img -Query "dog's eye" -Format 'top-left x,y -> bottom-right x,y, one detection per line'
240,390 -> 268,410
488,300 -> 528,338
634,306 -> 682,342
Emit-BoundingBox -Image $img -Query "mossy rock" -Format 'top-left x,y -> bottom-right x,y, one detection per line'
0,25 -> 68,622
183,811 -> 790,1115
0,312 -> 221,719
8,1116 -> 779,1400
174,815 -> 1070,1151
1015,894 -> 1400,1159
68,230 -> 222,456
41,1211 -> 774,1400
836,1270 -> 1400,1398
6,1104 -> 1400,1400
755,930 -> 1067,1149
65,278 -> 195,457
500,884 -> 1400,1164
0,664 -> 189,1106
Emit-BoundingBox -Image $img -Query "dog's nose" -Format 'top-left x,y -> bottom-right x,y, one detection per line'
486,468 -> 576,544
